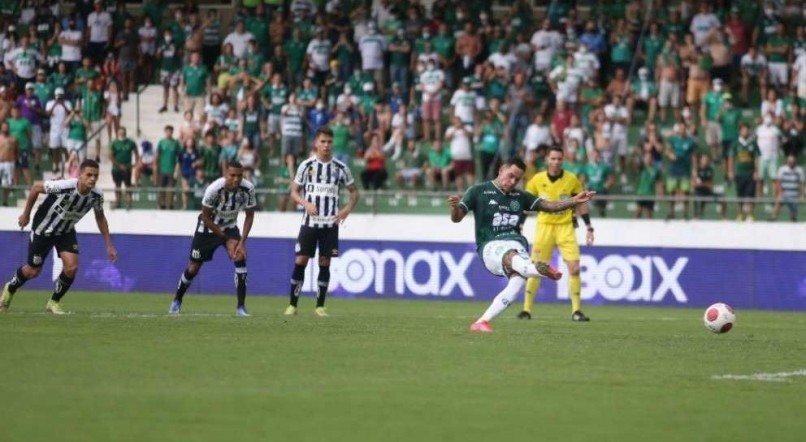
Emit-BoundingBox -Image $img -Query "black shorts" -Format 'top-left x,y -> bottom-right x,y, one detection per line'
735,175 -> 756,198
16,150 -> 30,169
637,200 -> 655,210
27,231 -> 79,267
189,223 -> 241,263
160,174 -> 175,188
112,167 -> 132,187
296,225 -> 339,258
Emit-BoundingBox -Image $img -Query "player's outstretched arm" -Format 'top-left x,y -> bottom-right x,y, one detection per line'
18,182 -> 45,228
448,195 -> 466,223
538,190 -> 596,213
94,209 -> 118,262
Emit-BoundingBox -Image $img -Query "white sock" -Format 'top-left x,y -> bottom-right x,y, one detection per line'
510,252 -> 544,279
479,276 -> 526,322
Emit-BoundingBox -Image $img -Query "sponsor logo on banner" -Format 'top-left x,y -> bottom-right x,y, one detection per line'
303,248 -> 476,297
556,254 -> 689,303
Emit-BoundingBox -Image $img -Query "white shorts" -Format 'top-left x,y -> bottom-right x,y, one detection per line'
0,161 -> 13,186
31,125 -> 43,149
88,120 -> 104,139
759,157 -> 778,181
66,139 -> 85,152
767,62 -> 788,87
482,239 -> 529,277
49,129 -> 67,149
611,133 -> 629,156
658,79 -> 680,108
160,70 -> 180,87
267,114 -> 280,135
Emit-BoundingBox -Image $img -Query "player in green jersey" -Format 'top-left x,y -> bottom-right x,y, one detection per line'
448,158 -> 595,333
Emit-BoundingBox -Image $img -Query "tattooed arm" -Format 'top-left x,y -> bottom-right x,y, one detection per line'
537,190 -> 596,213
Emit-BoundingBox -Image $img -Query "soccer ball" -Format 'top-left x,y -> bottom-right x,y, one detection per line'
703,303 -> 736,334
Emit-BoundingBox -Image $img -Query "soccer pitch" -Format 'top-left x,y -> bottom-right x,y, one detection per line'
0,292 -> 804,442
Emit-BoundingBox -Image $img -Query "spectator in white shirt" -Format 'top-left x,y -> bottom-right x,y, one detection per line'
419,59 -> 444,145
530,19 -> 562,54
573,43 -> 600,81
223,20 -> 254,59
755,115 -> 783,196
689,3 -> 721,48
604,94 -> 631,184
445,116 -> 474,192
450,77 -> 478,127
306,27 -> 332,85
522,113 -> 552,157
358,23 -> 387,93
59,17 -> 83,70
86,0 -> 112,63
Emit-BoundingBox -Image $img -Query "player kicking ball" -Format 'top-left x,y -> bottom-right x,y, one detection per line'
448,157 -> 595,332
169,161 -> 256,316
1,160 -> 117,314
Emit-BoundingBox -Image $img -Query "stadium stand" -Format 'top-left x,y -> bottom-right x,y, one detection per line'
0,0 -> 802,221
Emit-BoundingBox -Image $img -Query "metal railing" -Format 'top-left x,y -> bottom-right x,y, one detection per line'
2,186 -> 802,221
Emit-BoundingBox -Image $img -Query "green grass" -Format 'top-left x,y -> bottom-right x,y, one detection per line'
0,292 -> 804,442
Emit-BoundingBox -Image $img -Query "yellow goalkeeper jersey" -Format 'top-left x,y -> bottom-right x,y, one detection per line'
525,170 -> 583,225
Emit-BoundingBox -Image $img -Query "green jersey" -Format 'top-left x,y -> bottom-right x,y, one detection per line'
479,121 -> 504,154
157,138 -> 182,175
668,135 -> 696,177
389,37 -> 409,67
331,122 -> 350,155
284,38 -> 307,72
718,107 -> 742,142
158,41 -> 181,72
563,160 -> 585,176
243,109 -> 261,135
730,137 -> 760,177
7,117 -> 32,151
642,35 -> 664,69
766,35 -> 789,63
636,164 -> 662,196
584,162 -> 611,193
111,138 -> 137,167
703,91 -> 723,121
48,72 -> 73,91
245,17 -> 269,49
459,180 -> 540,253
428,148 -> 451,169
245,51 -> 265,77
432,35 -> 455,60
33,82 -> 53,105
200,143 -> 221,180
269,84 -> 288,114
182,64 -> 209,97
67,119 -> 87,142
611,37 -> 632,63
83,90 -> 103,122
75,67 -> 99,95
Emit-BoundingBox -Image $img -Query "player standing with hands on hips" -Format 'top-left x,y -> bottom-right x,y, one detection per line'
448,157 -> 595,333
169,161 -> 256,316
285,128 -> 359,317
1,160 -> 117,314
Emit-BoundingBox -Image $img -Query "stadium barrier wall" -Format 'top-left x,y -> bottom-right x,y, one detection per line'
0,209 -> 804,311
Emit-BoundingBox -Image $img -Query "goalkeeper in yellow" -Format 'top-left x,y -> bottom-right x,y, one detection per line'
519,146 -> 594,322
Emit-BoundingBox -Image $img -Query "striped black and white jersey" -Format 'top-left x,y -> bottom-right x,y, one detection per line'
198,177 -> 257,231
32,179 -> 104,236
294,156 -> 355,228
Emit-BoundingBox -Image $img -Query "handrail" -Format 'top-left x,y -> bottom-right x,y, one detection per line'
134,83 -> 149,138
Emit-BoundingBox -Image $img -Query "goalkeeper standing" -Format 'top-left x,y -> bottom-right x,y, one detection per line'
519,146 -> 594,322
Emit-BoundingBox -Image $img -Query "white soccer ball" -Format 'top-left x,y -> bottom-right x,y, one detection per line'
703,303 -> 736,334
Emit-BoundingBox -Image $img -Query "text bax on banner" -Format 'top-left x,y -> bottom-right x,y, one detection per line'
1,232 -> 804,311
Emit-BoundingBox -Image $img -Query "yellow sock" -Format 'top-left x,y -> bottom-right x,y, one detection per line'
569,274 -> 581,313
523,277 -> 541,313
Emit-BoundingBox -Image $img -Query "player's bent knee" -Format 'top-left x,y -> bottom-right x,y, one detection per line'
567,261 -> 581,275
318,257 -> 331,267
501,249 -> 518,275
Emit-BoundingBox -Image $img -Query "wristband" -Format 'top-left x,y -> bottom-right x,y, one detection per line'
581,214 -> 591,227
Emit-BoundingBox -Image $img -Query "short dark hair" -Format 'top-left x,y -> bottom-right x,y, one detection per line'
80,159 -> 99,170
165,125 -> 174,131
315,127 -> 334,139
226,161 -> 243,169
548,145 -> 564,155
501,157 -> 526,171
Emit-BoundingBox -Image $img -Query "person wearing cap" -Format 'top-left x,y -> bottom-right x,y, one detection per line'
16,82 -> 45,171
45,87 -> 72,175
701,78 -> 725,162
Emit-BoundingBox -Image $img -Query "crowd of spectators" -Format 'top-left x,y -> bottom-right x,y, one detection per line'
0,0 -> 802,220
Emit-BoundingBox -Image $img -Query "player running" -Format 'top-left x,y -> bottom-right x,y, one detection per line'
448,157 -> 595,332
169,161 -> 256,316
1,160 -> 117,314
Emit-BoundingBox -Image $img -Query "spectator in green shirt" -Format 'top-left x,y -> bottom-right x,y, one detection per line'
180,52 -> 210,117
717,94 -> 742,173
728,122 -> 761,221
109,127 -> 139,209
426,141 -> 452,190
155,125 -> 182,210
7,106 -> 32,185
635,152 -> 663,219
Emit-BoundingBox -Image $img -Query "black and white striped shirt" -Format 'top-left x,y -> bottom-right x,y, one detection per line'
198,177 -> 257,231
294,157 -> 355,228
32,179 -> 104,236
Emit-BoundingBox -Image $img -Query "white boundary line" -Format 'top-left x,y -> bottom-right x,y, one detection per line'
712,369 -> 806,382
